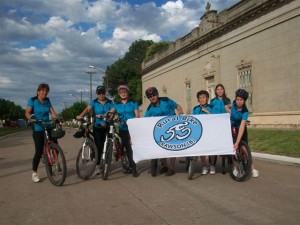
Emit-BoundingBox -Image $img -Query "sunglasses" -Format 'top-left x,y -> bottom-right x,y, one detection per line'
147,94 -> 157,99
97,92 -> 105,95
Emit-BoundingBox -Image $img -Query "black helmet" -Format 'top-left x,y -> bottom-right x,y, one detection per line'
73,128 -> 85,138
197,90 -> 209,99
235,89 -> 249,100
96,86 -> 106,94
51,120 -> 65,139
145,87 -> 158,98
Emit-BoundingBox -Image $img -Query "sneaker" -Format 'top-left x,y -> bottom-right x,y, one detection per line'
252,169 -> 259,178
159,166 -> 168,174
233,168 -> 240,177
32,173 -> 40,183
209,165 -> 216,175
132,169 -> 139,177
95,165 -> 101,175
165,169 -> 175,176
201,166 -> 208,175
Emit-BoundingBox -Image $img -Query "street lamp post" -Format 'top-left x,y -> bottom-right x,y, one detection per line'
85,67 -> 97,101
88,65 -> 107,94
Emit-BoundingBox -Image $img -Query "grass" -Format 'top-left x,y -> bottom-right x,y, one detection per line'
0,127 -> 29,137
248,129 -> 300,157
1,127 -> 299,158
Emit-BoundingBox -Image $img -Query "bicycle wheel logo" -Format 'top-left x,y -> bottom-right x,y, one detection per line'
153,115 -> 202,151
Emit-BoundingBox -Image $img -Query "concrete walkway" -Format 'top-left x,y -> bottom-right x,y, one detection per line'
252,152 -> 300,165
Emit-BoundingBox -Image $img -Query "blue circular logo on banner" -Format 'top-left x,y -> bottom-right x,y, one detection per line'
153,115 -> 203,151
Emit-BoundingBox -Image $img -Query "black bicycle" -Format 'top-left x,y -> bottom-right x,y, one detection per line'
225,126 -> 252,181
73,119 -> 99,180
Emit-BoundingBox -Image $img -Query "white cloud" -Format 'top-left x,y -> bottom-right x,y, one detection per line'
0,0 -> 240,112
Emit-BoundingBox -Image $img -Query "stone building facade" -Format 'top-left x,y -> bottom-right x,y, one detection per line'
141,0 -> 300,128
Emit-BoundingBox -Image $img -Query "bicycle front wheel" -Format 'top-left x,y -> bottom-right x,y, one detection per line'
44,143 -> 67,186
188,157 -> 197,180
101,139 -> 113,180
76,140 -> 98,180
229,141 -> 252,182
150,159 -> 158,177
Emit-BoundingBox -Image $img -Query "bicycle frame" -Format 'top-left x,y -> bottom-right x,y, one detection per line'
100,113 -> 129,180
43,122 -> 60,167
29,119 -> 67,186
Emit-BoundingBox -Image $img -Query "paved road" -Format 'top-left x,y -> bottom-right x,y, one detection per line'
0,129 -> 299,225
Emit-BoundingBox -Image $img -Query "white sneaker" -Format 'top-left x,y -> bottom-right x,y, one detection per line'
95,165 -> 101,175
209,165 -> 216,175
233,168 -> 240,177
201,166 -> 208,175
32,173 -> 40,183
252,169 -> 259,178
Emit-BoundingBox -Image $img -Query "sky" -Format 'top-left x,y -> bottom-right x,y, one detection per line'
0,0 -> 240,113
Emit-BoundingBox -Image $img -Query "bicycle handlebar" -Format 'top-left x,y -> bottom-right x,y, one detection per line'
95,112 -> 124,123
28,118 -> 63,126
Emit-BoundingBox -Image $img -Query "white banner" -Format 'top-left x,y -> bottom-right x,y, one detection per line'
127,114 -> 234,163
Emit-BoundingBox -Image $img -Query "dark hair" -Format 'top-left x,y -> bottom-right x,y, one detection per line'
196,90 -> 209,99
37,83 -> 49,93
214,83 -> 228,99
235,89 -> 249,100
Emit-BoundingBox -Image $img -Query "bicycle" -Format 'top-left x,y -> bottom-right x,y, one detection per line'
223,126 -> 252,181
28,118 -> 67,186
73,118 -> 98,180
99,112 -> 130,180
186,156 -> 198,180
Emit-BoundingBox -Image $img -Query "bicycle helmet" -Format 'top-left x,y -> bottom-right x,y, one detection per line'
197,90 -> 209,99
145,87 -> 158,98
96,86 -> 106,94
51,125 -> 65,139
235,89 -> 249,100
73,127 -> 85,138
118,84 -> 130,93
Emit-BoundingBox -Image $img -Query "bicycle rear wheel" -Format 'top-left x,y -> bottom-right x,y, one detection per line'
44,143 -> 67,186
76,140 -> 98,180
150,159 -> 158,177
188,157 -> 197,180
101,139 -> 113,180
229,141 -> 252,182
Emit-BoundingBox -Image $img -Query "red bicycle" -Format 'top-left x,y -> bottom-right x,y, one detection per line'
28,118 -> 67,186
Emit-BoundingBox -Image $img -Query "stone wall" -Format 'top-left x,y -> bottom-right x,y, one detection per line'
141,0 -> 300,128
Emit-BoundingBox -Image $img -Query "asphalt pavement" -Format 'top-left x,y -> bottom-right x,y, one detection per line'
0,129 -> 299,225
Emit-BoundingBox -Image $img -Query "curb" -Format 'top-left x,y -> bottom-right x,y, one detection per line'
252,152 -> 300,165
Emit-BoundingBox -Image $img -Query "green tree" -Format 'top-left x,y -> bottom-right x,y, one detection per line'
145,41 -> 169,60
0,98 -> 25,120
104,39 -> 154,104
60,102 -> 87,121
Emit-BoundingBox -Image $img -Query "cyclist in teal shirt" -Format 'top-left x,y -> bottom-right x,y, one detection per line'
192,90 -> 216,175
209,84 -> 231,167
113,84 -> 139,177
144,87 -> 183,176
25,83 -> 59,183
210,84 -> 231,114
231,89 -> 259,178
77,86 -> 115,174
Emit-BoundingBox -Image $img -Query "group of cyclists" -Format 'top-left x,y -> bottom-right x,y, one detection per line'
26,82 -> 259,183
